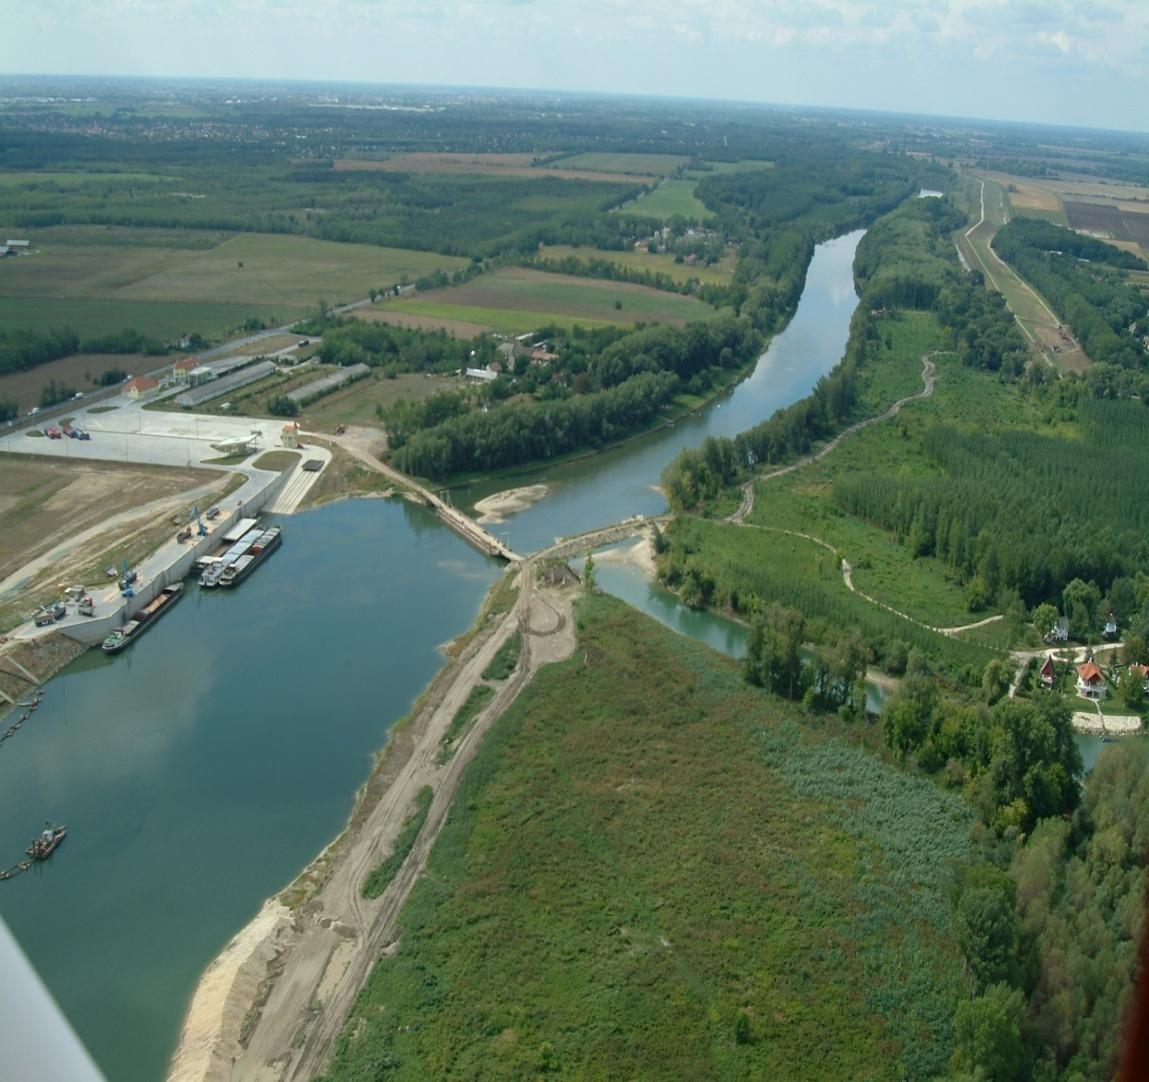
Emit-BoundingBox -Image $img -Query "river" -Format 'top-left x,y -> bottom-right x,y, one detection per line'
0,231 -> 869,1080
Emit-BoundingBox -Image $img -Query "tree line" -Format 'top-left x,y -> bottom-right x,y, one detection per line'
992,218 -> 1148,370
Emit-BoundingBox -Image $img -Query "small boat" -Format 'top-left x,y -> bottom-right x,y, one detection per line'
26,823 -> 67,861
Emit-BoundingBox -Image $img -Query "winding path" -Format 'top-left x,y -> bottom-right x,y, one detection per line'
728,351 -> 940,525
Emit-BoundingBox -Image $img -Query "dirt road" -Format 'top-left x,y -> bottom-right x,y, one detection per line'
168,555 -> 578,1081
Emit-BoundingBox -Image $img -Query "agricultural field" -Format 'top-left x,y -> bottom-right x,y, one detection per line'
0,233 -> 467,309
549,151 -> 691,175
324,594 -> 972,1082
689,159 -> 775,176
349,306 -> 493,339
333,153 -> 644,186
537,243 -> 737,286
371,267 -> 718,336
300,371 -> 456,433
619,179 -> 715,221
0,297 -> 296,343
0,352 -> 148,414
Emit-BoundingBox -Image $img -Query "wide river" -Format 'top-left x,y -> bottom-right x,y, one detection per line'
0,229 -> 910,1080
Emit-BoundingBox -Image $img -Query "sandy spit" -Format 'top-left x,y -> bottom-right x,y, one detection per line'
473,484 -> 549,525
166,900 -> 294,1082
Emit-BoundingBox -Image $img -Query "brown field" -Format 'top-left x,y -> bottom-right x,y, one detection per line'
1047,175 -> 1149,203
333,155 -> 646,186
977,172 -> 1063,214
0,456 -> 221,584
1064,201 -> 1137,242
0,352 -> 150,412
350,306 -> 493,338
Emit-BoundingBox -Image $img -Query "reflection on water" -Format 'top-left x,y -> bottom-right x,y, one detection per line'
0,500 -> 502,1082
452,231 -> 865,554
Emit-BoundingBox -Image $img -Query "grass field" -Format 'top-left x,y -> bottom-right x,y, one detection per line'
538,243 -> 737,286
349,306 -> 494,339
0,297 -> 300,342
620,179 -> 714,221
300,372 -> 456,432
0,232 -> 469,341
550,151 -> 691,176
373,267 -> 718,336
323,594 -> 971,1081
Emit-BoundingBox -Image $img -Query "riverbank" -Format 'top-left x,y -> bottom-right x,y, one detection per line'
473,484 -> 549,524
167,557 -> 582,1080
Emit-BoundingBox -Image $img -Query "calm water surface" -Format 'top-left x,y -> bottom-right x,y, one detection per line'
0,499 -> 502,1081
452,230 -> 865,554
1,231 -> 867,1081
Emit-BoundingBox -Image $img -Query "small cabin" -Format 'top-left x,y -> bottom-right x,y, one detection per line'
1076,660 -> 1106,700
1039,656 -> 1055,690
1046,615 -> 1070,644
1102,612 -> 1119,641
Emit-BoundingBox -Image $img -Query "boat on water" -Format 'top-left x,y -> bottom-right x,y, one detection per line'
218,526 -> 282,588
102,583 -> 185,653
199,526 -> 264,588
26,823 -> 66,861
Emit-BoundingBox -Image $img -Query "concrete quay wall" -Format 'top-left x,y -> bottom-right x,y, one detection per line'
58,469 -> 290,647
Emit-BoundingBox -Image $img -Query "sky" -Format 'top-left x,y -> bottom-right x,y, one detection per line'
4,0 -> 1148,132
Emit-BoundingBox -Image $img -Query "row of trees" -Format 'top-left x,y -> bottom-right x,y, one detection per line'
0,326 -> 79,377
831,399 -> 1149,610
993,218 -> 1148,370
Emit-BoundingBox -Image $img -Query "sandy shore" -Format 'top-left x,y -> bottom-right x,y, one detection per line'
473,484 -> 549,524
593,530 -> 658,577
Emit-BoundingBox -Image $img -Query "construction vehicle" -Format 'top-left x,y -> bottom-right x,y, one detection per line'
119,561 -> 136,598
78,597 -> 95,617
193,506 -> 207,537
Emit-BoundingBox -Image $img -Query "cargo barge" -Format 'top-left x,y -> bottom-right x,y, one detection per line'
199,527 -> 265,588
219,526 -> 282,588
102,583 -> 185,653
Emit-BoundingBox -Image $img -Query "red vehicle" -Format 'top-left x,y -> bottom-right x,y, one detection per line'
45,426 -> 62,439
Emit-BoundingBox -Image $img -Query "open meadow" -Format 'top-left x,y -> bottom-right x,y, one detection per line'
0,352 -> 149,413
370,266 -> 718,336
538,243 -> 737,286
323,594 -> 972,1082
619,179 -> 715,221
549,151 -> 691,175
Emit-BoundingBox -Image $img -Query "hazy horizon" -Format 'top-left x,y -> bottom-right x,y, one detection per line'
4,0 -> 1148,134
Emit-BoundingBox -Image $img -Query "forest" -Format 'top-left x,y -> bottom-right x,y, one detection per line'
992,218 -> 1148,370
832,399 -> 1149,614
661,194 -> 1029,511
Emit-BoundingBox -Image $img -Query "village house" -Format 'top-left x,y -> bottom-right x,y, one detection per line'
530,346 -> 559,367
1039,656 -> 1056,690
1102,612 -> 1119,640
1076,659 -> 1107,700
1045,614 -> 1070,644
464,367 -> 497,383
171,355 -> 201,383
124,375 -> 160,401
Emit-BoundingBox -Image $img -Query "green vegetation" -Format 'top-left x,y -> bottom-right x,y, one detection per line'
481,630 -> 521,682
536,244 -> 735,288
622,179 -> 715,221
322,595 -> 973,1081
993,217 -> 1149,369
437,684 -> 495,764
361,786 -> 434,900
552,151 -> 690,175
0,297 -> 297,342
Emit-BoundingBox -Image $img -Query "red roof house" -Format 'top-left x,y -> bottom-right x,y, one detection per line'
1076,660 -> 1106,699
125,375 -> 159,400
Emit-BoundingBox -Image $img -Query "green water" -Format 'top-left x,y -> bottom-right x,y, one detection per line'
0,231 -> 869,1080
0,499 -> 502,1081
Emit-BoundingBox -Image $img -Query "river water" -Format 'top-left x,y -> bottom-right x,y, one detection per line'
0,231 -> 869,1080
